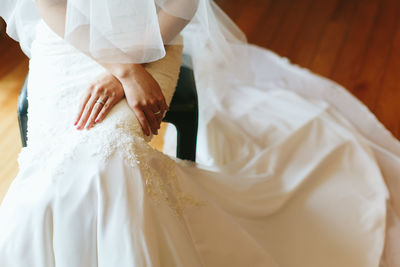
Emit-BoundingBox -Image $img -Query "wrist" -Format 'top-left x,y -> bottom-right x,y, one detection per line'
103,63 -> 143,81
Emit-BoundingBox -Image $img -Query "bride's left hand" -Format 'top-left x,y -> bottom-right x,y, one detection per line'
74,72 -> 125,130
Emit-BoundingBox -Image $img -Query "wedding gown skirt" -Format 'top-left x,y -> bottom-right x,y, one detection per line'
0,21 -> 397,267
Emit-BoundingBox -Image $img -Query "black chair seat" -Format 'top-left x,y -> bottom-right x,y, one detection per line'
17,55 -> 198,161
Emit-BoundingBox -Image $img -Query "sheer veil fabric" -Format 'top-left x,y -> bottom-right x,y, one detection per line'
0,0 -> 244,63
0,0 -> 400,266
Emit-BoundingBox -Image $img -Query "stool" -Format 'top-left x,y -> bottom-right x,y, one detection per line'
17,56 -> 198,162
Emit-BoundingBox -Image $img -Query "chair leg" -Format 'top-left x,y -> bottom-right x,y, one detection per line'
17,77 -> 29,147
175,111 -> 198,162
17,114 -> 28,148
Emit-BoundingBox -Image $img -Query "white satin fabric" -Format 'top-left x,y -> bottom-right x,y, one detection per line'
0,19 -> 399,267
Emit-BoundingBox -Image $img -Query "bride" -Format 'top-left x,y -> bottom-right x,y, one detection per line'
0,0 -> 399,266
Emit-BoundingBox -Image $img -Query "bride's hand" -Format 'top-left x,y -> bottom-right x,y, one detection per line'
74,72 -> 125,130
115,64 -> 168,136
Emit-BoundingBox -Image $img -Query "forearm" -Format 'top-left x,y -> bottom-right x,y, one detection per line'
107,10 -> 190,77
158,9 -> 190,44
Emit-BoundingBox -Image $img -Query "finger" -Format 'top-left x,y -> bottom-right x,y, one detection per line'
76,94 -> 98,130
144,107 -> 159,135
85,97 -> 108,129
149,103 -> 162,132
134,107 -> 151,136
159,94 -> 168,112
149,102 -> 162,124
155,101 -> 167,119
153,106 -> 164,124
74,90 -> 92,125
148,101 -> 163,126
95,98 -> 114,123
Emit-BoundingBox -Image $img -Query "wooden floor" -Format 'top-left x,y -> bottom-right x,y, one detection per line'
1,0 -> 400,201
217,0 -> 400,138
0,34 -> 28,202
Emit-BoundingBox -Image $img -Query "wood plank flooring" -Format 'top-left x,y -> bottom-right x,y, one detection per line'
1,0 -> 400,202
0,33 -> 28,202
216,0 -> 400,138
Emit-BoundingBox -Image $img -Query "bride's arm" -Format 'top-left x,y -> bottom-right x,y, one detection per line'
34,0 -> 195,135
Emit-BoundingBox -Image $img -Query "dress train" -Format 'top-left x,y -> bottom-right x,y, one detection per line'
0,19 -> 398,267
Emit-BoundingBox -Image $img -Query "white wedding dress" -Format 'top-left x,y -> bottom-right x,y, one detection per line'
1,15 -> 400,267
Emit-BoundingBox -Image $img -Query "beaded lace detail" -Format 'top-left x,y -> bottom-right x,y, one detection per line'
19,97 -> 204,217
